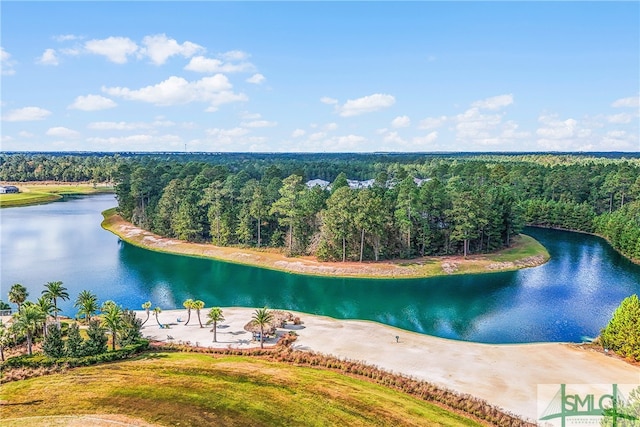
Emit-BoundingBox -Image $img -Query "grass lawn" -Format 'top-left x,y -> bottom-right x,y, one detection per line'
0,352 -> 482,426
0,183 -> 113,208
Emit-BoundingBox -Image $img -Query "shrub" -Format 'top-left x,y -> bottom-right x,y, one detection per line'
601,294 -> 640,361
42,324 -> 65,359
84,319 -> 107,356
119,309 -> 143,347
65,323 -> 84,358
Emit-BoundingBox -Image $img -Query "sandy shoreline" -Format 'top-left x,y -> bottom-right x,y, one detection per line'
138,307 -> 640,422
103,210 -> 549,279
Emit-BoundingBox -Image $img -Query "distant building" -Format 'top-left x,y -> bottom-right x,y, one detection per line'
347,179 -> 375,189
0,185 -> 19,194
306,179 -> 330,189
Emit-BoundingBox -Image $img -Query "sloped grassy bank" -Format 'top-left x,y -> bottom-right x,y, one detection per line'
101,208 -> 549,279
0,346 -> 532,427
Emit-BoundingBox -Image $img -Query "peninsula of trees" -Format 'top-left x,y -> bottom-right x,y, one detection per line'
1,152 -> 639,262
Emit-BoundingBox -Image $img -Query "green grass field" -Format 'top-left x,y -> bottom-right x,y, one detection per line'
0,352 -> 482,426
0,184 -> 113,208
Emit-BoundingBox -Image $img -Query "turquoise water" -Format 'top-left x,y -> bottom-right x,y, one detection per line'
1,194 -> 639,343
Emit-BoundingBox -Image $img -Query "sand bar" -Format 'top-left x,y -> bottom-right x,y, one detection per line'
137,307 -> 640,422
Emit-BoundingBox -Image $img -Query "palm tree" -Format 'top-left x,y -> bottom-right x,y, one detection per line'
0,321 -> 10,361
13,304 -> 46,355
8,283 -> 28,313
206,308 -> 224,342
193,300 -> 205,328
141,301 -> 152,326
252,307 -> 273,349
74,290 -> 99,324
101,301 -> 123,351
183,299 -> 194,325
153,307 -> 162,327
42,281 -> 69,327
35,296 -> 54,337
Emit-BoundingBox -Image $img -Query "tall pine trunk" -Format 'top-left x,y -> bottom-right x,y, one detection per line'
360,228 -> 365,262
257,216 -> 261,247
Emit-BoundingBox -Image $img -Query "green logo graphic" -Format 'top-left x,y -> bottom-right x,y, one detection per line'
539,384 -> 639,426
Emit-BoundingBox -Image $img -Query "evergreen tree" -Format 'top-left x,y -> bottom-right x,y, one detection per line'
42,323 -> 65,358
119,309 -> 143,346
65,323 -> 84,358
84,319 -> 108,356
600,294 -> 640,361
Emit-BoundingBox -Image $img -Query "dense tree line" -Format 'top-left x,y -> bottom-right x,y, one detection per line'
2,152 -> 639,261
113,160 -> 525,260
594,201 -> 640,261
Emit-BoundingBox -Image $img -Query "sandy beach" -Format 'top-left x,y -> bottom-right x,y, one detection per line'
138,307 -> 640,423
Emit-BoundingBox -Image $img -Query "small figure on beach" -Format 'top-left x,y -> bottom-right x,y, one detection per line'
395,335 -> 399,343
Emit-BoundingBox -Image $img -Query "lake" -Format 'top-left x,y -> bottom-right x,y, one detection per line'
1,194 -> 639,343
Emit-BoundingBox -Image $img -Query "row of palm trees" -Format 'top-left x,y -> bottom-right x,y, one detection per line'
140,300 -> 272,349
3,282 -> 135,357
5,282 -> 277,355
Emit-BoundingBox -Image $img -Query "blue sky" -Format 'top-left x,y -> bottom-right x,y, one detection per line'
1,1 -> 638,152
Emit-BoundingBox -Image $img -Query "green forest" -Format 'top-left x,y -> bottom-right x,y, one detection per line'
1,152 -> 639,262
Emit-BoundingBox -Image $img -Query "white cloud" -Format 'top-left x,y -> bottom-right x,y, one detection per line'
140,34 -> 204,65
291,129 -> 306,138
419,115 -> 447,130
46,126 -> 81,138
53,34 -> 80,42
38,48 -> 59,65
84,36 -> 138,63
221,50 -> 249,61
471,94 -> 513,110
324,122 -> 338,131
612,95 -> 640,108
391,115 -> 411,128
246,73 -> 265,84
1,47 -> 17,75
309,132 -> 327,141
241,120 -> 277,128
240,112 -> 262,120
103,75 -> 247,110
338,93 -> 396,117
85,134 -> 184,152
205,127 -> 251,146
536,114 -> 594,150
87,120 -> 175,131
18,131 -> 35,138
607,113 -> 635,124
184,55 -> 255,73
413,131 -> 439,145
203,92 -> 249,112
68,94 -> 117,111
536,115 -> 581,139
455,107 -> 503,140
320,97 -> 338,105
2,106 -> 52,122
382,131 -> 406,145
1,135 -> 14,143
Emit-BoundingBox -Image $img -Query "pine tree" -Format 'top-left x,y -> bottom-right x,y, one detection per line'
65,323 -> 84,358
84,319 -> 108,356
43,323 -> 65,359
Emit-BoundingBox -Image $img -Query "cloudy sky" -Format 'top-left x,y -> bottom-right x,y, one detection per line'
1,1 -> 638,152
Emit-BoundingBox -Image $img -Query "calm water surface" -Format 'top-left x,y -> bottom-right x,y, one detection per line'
1,194 -> 639,343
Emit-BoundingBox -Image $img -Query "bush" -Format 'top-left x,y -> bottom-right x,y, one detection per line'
65,323 -> 84,358
1,340 -> 149,373
84,319 -> 107,356
42,325 -> 65,359
601,294 -> 640,361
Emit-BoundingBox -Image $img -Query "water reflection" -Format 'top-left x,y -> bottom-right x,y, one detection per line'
1,195 -> 639,344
